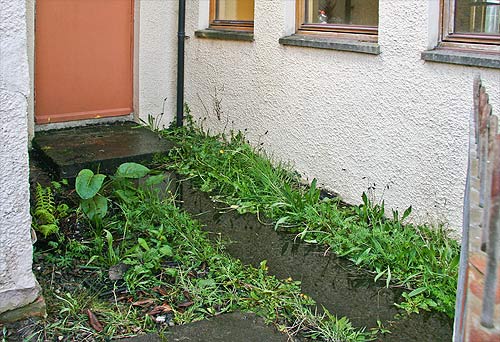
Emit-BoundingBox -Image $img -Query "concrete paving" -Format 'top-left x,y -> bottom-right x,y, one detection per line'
118,312 -> 289,342
32,122 -> 172,178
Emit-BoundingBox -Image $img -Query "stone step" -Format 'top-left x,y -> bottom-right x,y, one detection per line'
32,122 -> 172,179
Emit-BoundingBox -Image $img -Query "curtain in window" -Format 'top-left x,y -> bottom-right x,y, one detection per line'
303,0 -> 378,26
455,0 -> 500,34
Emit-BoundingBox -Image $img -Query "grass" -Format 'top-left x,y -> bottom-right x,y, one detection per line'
161,122 -> 460,319
20,170 -> 367,341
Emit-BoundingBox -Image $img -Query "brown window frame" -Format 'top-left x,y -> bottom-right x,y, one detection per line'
440,0 -> 500,51
295,0 -> 378,42
209,0 -> 254,32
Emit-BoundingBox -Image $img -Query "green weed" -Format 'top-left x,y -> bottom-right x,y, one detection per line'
162,124 -> 460,318
33,163 -> 366,341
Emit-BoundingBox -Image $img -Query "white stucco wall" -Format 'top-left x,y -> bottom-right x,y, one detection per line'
134,0 -> 178,127
23,0 -> 497,236
172,0 -> 499,234
0,0 -> 39,313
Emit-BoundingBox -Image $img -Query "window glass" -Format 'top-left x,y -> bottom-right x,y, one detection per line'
454,0 -> 500,35
303,0 -> 379,27
215,0 -> 254,21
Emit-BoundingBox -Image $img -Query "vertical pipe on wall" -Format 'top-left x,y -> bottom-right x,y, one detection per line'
176,0 -> 186,127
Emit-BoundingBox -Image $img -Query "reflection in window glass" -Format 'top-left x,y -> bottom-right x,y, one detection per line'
303,0 -> 379,27
215,0 -> 254,21
455,0 -> 500,34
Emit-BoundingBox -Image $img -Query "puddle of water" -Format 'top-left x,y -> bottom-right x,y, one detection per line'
176,179 -> 453,342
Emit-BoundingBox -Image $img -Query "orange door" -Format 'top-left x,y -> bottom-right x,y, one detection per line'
35,0 -> 133,124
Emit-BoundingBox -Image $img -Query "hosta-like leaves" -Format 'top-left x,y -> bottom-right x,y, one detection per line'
115,163 -> 150,179
81,195 -> 108,220
75,169 -> 106,199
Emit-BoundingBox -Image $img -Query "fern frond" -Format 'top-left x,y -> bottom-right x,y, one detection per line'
33,183 -> 59,237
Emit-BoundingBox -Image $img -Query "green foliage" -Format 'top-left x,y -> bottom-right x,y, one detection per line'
74,163 -> 151,226
51,178 -> 68,191
81,195 -> 108,222
75,169 -> 106,199
115,163 -> 150,179
395,292 -> 438,315
112,188 -> 364,341
163,125 -> 460,318
41,163 -> 365,341
75,169 -> 108,226
33,183 -> 59,238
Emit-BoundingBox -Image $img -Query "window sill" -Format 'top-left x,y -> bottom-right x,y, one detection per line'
194,29 -> 254,42
279,34 -> 380,55
421,49 -> 500,69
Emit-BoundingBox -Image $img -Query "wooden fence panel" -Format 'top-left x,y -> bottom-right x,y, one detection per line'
454,78 -> 500,341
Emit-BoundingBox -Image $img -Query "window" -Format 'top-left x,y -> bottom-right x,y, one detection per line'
210,0 -> 254,32
296,0 -> 379,40
442,0 -> 500,49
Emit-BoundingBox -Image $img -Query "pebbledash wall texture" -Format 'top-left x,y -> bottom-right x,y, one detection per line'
163,0 -> 499,236
0,1 -> 39,313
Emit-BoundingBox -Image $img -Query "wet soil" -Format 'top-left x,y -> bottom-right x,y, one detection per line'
178,180 -> 454,342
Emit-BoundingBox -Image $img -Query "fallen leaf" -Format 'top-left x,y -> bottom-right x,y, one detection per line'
177,301 -> 194,308
116,296 -> 131,302
86,309 -> 103,332
148,303 -> 173,316
132,299 -> 155,307
152,286 -> 168,296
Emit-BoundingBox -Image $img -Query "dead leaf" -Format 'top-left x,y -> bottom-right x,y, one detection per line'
148,303 -> 173,316
116,295 -> 131,302
152,286 -> 168,296
86,309 -> 103,332
132,299 -> 155,307
177,301 -> 194,308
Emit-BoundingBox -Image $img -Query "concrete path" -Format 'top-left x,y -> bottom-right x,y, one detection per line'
119,312 -> 289,342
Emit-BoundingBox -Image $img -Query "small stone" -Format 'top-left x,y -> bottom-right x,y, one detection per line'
109,263 -> 129,281
168,321 -> 175,327
155,315 -> 166,323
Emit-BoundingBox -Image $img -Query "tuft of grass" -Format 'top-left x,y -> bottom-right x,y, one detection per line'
162,124 -> 460,318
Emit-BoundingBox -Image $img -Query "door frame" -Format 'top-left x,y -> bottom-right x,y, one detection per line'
27,0 -> 139,137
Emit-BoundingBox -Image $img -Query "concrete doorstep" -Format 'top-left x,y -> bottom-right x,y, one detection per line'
32,121 -> 173,179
